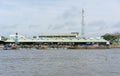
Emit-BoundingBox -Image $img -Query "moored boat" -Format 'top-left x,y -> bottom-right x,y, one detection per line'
3,44 -> 18,50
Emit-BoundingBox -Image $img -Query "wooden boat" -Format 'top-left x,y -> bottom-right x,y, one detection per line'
3,44 -> 18,50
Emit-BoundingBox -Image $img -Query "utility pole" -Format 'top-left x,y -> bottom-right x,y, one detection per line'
81,9 -> 85,38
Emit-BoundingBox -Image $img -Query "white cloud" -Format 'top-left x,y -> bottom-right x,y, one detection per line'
0,0 -> 120,37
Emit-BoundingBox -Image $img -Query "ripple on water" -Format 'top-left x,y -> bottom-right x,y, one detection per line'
0,48 -> 120,76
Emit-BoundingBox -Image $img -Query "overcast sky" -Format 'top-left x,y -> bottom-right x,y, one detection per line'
0,0 -> 120,37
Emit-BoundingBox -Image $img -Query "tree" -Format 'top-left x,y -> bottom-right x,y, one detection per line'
33,36 -> 37,39
1,36 -> 8,41
102,33 -> 120,44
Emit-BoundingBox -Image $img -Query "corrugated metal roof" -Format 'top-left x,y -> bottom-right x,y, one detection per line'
5,38 -> 108,43
38,34 -> 77,37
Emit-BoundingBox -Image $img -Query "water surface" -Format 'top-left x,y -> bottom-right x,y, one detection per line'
0,48 -> 120,76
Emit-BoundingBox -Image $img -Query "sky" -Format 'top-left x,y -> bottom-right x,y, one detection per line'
0,0 -> 120,37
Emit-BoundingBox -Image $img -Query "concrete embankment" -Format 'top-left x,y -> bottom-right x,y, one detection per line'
67,46 -> 110,49
110,44 -> 120,48
1,44 -> 120,49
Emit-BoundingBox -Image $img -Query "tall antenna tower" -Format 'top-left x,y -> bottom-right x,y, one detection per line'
81,9 -> 85,38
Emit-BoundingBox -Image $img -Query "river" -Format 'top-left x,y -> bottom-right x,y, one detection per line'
0,48 -> 120,76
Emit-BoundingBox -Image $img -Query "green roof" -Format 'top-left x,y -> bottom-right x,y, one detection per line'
38,34 -> 77,37
5,38 -> 108,43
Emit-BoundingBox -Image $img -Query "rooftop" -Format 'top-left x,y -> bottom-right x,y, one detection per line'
5,37 -> 108,43
38,34 -> 78,37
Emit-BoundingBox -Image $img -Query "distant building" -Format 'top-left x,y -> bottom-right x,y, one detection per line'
38,33 -> 78,38
5,33 -> 109,47
0,36 -> 1,40
9,34 -> 25,40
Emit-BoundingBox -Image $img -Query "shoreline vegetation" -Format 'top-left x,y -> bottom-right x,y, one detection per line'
102,33 -> 120,45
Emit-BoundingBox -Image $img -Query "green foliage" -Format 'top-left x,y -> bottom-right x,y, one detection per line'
33,36 -> 37,39
102,33 -> 120,44
1,36 -> 8,41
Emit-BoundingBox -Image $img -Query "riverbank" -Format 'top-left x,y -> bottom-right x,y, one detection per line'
110,44 -> 120,48
67,45 -> 110,49
0,44 -> 120,49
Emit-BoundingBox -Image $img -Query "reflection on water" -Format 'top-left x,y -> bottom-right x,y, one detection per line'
0,48 -> 120,76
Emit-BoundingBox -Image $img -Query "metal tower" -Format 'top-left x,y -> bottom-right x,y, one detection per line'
81,9 -> 85,38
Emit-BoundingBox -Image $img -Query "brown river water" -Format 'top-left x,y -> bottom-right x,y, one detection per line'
0,48 -> 120,76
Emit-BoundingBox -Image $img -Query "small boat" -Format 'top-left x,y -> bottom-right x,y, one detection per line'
11,45 -> 18,49
3,44 -> 10,50
3,44 -> 18,50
